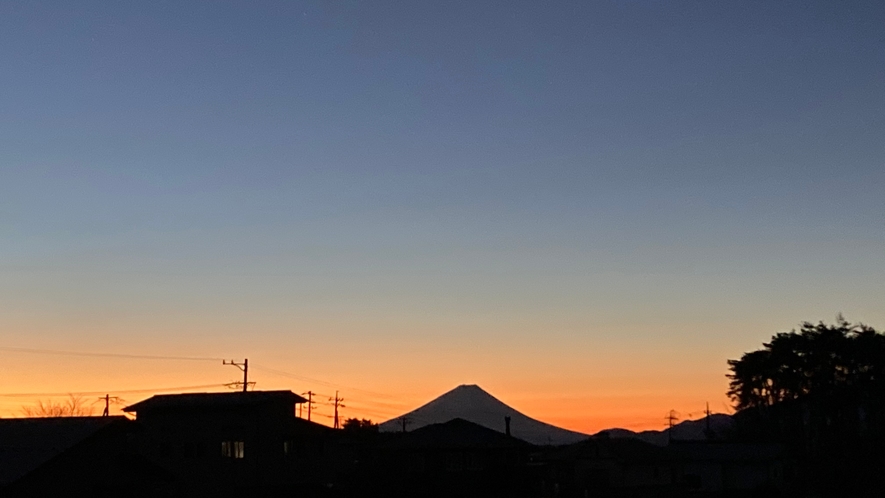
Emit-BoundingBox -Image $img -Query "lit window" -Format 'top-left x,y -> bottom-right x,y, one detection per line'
221,441 -> 245,459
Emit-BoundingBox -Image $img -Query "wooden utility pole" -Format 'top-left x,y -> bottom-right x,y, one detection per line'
302,391 -> 315,421
223,359 -> 249,392
331,391 -> 345,429
704,402 -> 713,438
98,394 -> 120,417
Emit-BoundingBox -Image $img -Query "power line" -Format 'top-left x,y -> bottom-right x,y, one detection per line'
251,364 -> 401,400
0,346 -> 224,362
2,348 -> 411,419
0,383 -> 230,398
343,405 -> 396,419
344,401 -> 403,418
2,348 -> 406,406
344,397 -> 410,410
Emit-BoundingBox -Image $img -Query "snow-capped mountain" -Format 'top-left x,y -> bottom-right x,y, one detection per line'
379,384 -> 589,446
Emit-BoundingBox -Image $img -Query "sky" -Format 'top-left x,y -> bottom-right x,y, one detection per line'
1,1 -> 883,432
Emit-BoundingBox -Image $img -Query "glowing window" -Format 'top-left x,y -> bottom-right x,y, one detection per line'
221,441 -> 245,459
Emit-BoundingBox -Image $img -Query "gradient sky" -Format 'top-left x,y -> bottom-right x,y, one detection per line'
1,1 -> 883,432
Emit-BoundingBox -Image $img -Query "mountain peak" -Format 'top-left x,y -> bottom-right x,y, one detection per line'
379,385 -> 588,446
445,384 -> 496,398
449,384 -> 484,394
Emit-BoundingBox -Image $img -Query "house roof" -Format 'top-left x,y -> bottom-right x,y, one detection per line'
0,416 -> 127,485
382,418 -> 531,450
123,390 -> 307,413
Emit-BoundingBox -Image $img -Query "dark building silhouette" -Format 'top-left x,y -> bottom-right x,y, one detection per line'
368,418 -> 536,497
1,391 -> 802,498
0,416 -> 175,498
123,390 -> 333,497
540,436 -> 673,496
538,436 -> 793,497
667,441 -> 792,494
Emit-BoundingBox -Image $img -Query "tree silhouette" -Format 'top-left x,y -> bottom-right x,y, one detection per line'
727,317 -> 885,495
21,394 -> 94,417
727,316 -> 885,410
342,417 -> 378,433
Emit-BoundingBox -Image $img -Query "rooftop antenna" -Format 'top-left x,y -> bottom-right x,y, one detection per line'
223,358 -> 250,392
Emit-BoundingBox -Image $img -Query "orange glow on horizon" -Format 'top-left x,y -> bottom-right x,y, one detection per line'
0,360 -> 734,434
0,319 -> 739,434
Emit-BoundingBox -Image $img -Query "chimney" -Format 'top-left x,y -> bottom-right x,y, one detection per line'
504,416 -> 511,437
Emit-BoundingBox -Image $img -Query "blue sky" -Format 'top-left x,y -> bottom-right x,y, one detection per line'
1,1 -> 883,428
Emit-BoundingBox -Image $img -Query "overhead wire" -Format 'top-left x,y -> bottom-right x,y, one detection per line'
0,346 -> 224,362
0,383 -> 230,398
251,364 -> 403,401
0,345 -> 414,422
343,405 -> 397,420
254,364 -> 413,423
1,346 -> 402,402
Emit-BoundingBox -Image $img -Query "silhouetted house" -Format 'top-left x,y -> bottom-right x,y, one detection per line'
0,416 -> 175,498
668,441 -> 793,494
123,390 -> 333,497
540,435 -> 674,497
370,418 -> 535,497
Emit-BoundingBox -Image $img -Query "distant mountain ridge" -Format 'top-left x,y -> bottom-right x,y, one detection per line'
379,384 -> 733,447
379,384 -> 589,446
594,414 -> 734,446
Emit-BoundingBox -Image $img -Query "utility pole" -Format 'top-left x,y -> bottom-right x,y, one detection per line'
223,358 -> 249,392
666,409 -> 679,445
98,394 -> 120,417
330,391 -> 345,429
302,391 -> 315,421
704,402 -> 713,439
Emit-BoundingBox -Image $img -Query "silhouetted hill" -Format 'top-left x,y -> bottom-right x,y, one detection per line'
595,414 -> 734,446
379,384 -> 589,446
